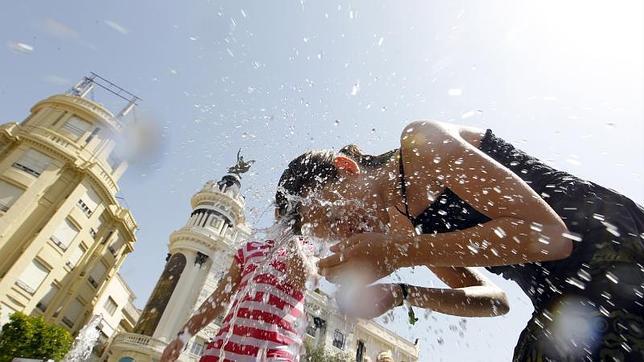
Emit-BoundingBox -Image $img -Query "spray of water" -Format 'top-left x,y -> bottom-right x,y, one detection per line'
214,220 -> 321,360
62,314 -> 103,362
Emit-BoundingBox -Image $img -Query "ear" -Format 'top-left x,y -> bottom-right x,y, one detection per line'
334,155 -> 361,174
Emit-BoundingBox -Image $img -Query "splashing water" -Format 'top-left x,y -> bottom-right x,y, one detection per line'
62,314 -> 103,362
213,220 -> 322,360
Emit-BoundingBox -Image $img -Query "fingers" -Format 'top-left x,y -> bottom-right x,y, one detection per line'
317,252 -> 344,269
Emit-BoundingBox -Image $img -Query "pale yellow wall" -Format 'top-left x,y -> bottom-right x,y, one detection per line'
0,92 -> 137,337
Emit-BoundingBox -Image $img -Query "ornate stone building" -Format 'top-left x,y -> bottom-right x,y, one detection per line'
0,74 -> 139,338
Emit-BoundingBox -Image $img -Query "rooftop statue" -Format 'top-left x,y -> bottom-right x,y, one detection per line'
227,149 -> 254,177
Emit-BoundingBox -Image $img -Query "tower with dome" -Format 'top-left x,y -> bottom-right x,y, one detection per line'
109,171 -> 251,361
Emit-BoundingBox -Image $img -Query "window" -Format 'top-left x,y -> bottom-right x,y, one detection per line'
306,315 -> 326,337
12,149 -> 52,177
37,283 -> 60,312
77,187 -> 101,218
50,218 -> 79,251
61,116 -> 91,140
104,296 -> 118,316
93,330 -> 109,356
90,215 -> 106,239
107,152 -> 122,170
66,243 -> 86,269
333,329 -> 345,349
62,298 -> 84,328
108,234 -> 124,256
88,261 -> 107,288
0,180 -> 23,212
356,340 -> 366,362
85,127 -> 101,144
16,259 -> 49,294
189,340 -> 204,356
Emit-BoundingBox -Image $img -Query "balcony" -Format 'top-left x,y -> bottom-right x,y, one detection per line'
110,332 -> 167,353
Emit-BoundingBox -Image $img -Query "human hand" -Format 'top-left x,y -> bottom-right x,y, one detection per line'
317,233 -> 409,284
160,338 -> 184,362
337,283 -> 403,319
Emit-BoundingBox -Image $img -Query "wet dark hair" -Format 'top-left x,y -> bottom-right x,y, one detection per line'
276,145 -> 396,233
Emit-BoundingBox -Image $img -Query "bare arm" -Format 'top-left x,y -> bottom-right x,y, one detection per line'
405,266 -> 509,317
400,120 -> 571,267
341,266 -> 508,319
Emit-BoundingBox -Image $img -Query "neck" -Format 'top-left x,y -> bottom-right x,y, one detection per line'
365,150 -> 402,211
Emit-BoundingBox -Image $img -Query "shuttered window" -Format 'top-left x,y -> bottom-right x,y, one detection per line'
12,149 -> 52,177
50,218 -> 79,251
16,259 -> 49,294
61,116 -> 91,140
37,283 -> 60,312
104,296 -> 118,316
77,187 -> 101,217
0,180 -> 23,212
88,262 -> 107,288
62,298 -> 84,328
66,243 -> 86,269
108,234 -> 124,256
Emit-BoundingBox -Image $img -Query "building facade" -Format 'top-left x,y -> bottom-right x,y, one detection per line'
91,273 -> 141,360
0,75 -> 138,339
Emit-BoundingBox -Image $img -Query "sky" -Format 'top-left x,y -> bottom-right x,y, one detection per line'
1,1 -> 642,360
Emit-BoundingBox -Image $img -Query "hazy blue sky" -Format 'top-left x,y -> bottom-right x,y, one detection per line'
1,1 -> 642,360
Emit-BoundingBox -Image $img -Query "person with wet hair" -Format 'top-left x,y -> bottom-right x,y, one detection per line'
276,120 -> 644,361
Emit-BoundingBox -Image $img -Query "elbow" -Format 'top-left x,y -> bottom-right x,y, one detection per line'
493,291 -> 510,316
547,224 -> 574,260
529,222 -> 573,261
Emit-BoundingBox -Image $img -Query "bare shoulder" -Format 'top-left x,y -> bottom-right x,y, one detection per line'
401,120 -> 486,152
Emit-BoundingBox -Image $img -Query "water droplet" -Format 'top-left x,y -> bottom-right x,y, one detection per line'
351,82 -> 360,96
577,269 -> 591,281
565,277 -> 585,290
606,271 -> 619,284
561,232 -> 582,242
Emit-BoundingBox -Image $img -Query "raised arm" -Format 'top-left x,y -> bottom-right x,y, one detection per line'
401,120 -> 571,267
340,266 -> 508,319
406,266 -> 509,317
160,260 -> 242,362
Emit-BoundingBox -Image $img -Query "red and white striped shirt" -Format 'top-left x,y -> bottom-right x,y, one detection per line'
200,240 -> 308,362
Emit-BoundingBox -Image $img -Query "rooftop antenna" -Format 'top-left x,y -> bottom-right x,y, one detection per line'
67,72 -> 142,120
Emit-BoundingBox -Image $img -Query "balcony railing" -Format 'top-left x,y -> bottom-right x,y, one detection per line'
111,332 -> 167,352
